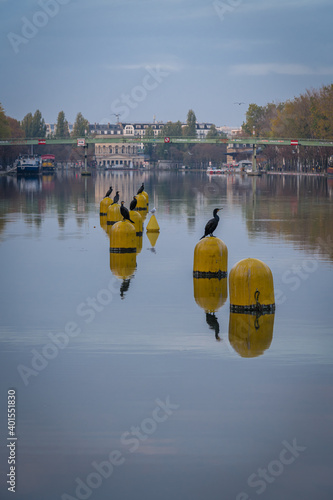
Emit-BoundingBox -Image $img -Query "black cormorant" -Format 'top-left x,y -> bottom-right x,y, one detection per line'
129,196 -> 137,211
200,208 -> 223,239
104,186 -> 112,198
111,191 -> 120,205
120,201 -> 134,223
137,183 -> 144,194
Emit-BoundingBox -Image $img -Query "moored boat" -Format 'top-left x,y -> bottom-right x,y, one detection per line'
41,154 -> 56,173
16,154 -> 41,175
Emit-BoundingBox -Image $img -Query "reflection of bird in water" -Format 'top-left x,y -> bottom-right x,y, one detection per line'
120,201 -> 134,223
200,208 -> 222,239
111,191 -> 119,205
130,196 -> 137,210
104,186 -> 112,198
120,279 -> 131,299
137,183 -> 144,194
206,312 -> 221,340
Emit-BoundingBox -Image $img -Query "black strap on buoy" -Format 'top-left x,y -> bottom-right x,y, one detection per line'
230,289 -> 275,314
110,247 -> 136,254
193,270 -> 227,279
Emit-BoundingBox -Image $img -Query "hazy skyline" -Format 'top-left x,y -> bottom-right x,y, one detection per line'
1,0 -> 333,128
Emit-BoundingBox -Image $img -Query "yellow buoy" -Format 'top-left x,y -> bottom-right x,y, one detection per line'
193,277 -> 228,313
100,197 -> 112,216
136,235 -> 143,255
110,220 -> 136,253
142,190 -> 149,207
146,214 -> 160,233
229,312 -> 275,358
129,210 -> 143,236
193,237 -> 228,279
136,193 -> 148,211
107,203 -> 121,226
229,258 -> 275,313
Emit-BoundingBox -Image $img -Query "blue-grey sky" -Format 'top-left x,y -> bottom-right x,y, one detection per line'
1,0 -> 333,127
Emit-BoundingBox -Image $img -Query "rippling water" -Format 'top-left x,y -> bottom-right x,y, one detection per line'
0,170 -> 332,500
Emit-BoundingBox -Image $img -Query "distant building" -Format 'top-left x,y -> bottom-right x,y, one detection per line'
45,122 -> 73,136
94,142 -> 148,168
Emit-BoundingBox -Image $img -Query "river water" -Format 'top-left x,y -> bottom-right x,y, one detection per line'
0,170 -> 332,500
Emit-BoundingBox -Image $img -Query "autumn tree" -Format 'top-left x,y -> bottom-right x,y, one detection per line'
0,103 -> 10,138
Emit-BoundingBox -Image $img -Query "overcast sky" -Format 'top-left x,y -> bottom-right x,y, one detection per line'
1,0 -> 333,127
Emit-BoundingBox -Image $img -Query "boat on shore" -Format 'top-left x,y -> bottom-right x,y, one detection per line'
16,155 -> 41,175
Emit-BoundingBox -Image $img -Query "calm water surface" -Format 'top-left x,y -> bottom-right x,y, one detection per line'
0,170 -> 332,500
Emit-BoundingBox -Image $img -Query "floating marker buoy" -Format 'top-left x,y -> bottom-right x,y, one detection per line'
142,190 -> 149,207
100,197 -> 112,216
100,214 -> 108,234
146,214 -> 160,233
110,220 -> 136,253
193,277 -> 228,313
229,258 -> 275,313
136,193 -> 148,211
228,312 -> 274,358
129,210 -> 143,236
107,203 -> 121,226
193,237 -> 228,279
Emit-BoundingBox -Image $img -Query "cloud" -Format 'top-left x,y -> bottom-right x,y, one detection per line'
229,63 -> 333,76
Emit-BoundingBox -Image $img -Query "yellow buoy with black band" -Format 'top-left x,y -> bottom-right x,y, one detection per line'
193,237 -> 228,279
129,210 -> 143,236
100,214 -> 108,234
100,196 -> 112,216
136,193 -> 148,212
109,220 -> 137,279
228,311 -> 274,358
142,189 -> 149,207
229,258 -> 275,313
107,203 -> 121,227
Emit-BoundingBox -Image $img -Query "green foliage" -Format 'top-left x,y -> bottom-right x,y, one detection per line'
206,124 -> 219,139
56,111 -> 70,138
21,110 -> 46,138
72,112 -> 89,137
183,109 -> 197,137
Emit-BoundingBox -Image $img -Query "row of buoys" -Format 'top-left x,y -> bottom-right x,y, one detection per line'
100,183 -> 160,288
193,232 -> 275,357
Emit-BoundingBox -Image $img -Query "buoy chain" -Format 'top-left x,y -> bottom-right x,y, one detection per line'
193,270 -> 227,280
230,304 -> 275,314
110,248 -> 136,254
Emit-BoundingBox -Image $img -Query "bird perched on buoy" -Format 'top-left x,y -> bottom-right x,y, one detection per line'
104,186 -> 112,198
200,208 -> 223,239
111,191 -> 120,205
130,196 -> 137,211
120,201 -> 134,223
137,183 -> 144,194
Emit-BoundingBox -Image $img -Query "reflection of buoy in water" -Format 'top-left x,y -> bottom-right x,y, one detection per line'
229,258 -> 275,313
229,312 -> 275,357
107,203 -> 121,227
129,210 -> 143,236
193,237 -> 228,279
146,231 -> 159,248
100,197 -> 112,216
146,214 -> 160,232
100,214 -> 108,234
110,220 -> 137,279
193,277 -> 228,313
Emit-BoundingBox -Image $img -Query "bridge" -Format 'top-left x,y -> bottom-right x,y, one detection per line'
1,136 -> 333,147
